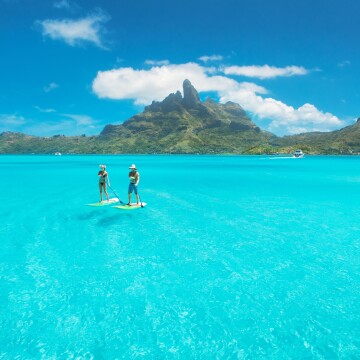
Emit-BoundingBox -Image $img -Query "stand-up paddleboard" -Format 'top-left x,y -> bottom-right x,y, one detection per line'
113,202 -> 147,210
87,198 -> 119,206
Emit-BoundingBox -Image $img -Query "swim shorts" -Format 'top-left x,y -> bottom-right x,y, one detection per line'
128,183 -> 138,194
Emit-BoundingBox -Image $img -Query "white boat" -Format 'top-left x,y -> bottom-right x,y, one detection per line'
293,149 -> 304,158
54,152 -> 62,156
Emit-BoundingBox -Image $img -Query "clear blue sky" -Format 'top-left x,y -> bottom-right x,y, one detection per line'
0,0 -> 359,136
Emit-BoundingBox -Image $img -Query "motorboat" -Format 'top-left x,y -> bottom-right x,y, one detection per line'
293,149 -> 304,158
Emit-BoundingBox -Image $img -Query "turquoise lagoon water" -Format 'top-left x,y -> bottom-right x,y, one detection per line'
0,155 -> 359,359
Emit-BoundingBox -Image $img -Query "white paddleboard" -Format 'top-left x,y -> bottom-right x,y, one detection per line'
87,198 -> 119,206
113,202 -> 147,210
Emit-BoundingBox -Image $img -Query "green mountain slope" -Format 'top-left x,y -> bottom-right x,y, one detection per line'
273,118 -> 360,154
99,79 -> 275,153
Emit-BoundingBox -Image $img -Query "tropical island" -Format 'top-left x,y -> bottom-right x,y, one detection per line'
1,80 -> 359,155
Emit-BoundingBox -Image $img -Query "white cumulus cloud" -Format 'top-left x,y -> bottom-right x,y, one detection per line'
37,12 -> 109,48
223,65 -> 309,79
220,88 -> 343,134
92,62 -> 239,105
92,62 -> 343,135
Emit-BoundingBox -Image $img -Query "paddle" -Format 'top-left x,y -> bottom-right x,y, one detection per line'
137,190 -> 144,208
108,185 -> 125,205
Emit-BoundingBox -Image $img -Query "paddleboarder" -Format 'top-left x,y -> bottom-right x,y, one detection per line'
127,164 -> 140,205
98,164 -> 110,202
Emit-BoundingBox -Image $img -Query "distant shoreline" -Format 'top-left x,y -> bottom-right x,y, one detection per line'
1,153 -> 359,157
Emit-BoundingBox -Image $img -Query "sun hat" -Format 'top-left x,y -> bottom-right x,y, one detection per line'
129,164 -> 137,170
100,164 -> 106,169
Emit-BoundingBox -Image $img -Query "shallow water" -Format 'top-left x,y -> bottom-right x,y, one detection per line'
0,155 -> 359,359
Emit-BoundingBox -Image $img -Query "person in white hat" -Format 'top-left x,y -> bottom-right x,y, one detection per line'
98,164 -> 110,202
128,164 -> 140,205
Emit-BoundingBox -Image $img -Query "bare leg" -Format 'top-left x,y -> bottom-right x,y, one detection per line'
128,193 -> 131,205
135,193 -> 139,204
99,183 -> 103,202
104,183 -> 109,201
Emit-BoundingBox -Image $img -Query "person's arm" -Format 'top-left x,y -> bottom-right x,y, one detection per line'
106,172 -> 111,186
135,173 -> 140,186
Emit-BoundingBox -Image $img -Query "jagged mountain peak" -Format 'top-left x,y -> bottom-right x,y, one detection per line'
145,79 -> 203,113
144,90 -> 183,113
116,79 -> 263,140
182,79 -> 201,109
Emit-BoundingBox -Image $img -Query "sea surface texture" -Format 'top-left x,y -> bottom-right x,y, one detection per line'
0,155 -> 359,359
